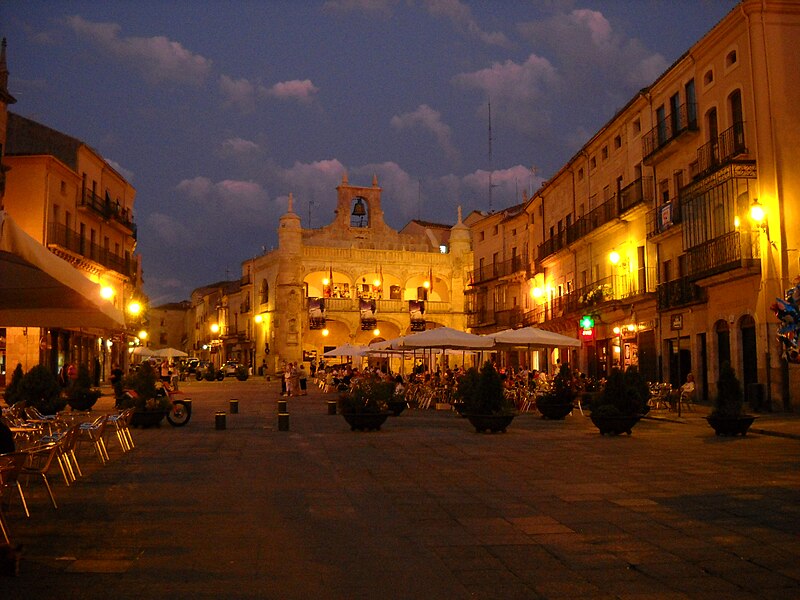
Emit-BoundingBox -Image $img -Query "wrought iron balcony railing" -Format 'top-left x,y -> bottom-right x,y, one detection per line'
656,277 -> 706,310
642,102 -> 698,160
47,222 -> 136,278
690,122 -> 747,179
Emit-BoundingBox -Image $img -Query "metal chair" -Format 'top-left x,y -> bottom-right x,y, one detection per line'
20,443 -> 61,510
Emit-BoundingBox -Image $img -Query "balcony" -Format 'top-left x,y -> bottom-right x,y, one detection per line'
494,307 -> 524,329
642,103 -> 698,162
686,230 -> 760,281
540,195 -> 618,263
656,277 -> 706,311
47,222 -> 136,278
690,122 -> 747,180
469,255 -> 528,285
79,189 -> 137,236
646,199 -> 682,239
619,176 -> 653,214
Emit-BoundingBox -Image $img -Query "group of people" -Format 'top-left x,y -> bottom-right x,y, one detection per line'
281,362 -> 307,396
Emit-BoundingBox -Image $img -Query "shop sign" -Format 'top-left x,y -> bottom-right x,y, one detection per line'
670,313 -> 683,331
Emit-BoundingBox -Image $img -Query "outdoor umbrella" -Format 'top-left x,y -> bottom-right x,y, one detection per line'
323,343 -> 368,358
398,326 -> 495,350
489,326 -> 581,348
131,347 -> 155,357
0,210 -> 125,329
151,347 -> 188,358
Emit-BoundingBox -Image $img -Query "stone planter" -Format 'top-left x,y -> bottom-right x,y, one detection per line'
386,400 -> 407,416
536,401 -> 574,420
706,414 -> 757,436
589,413 -> 642,435
340,411 -> 391,431
464,413 -> 515,433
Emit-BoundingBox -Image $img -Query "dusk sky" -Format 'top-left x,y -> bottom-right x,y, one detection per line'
2,0 -> 738,305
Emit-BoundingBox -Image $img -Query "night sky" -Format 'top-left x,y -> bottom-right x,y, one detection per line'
2,0 -> 737,304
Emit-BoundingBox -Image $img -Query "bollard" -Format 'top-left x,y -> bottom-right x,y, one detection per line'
327,400 -> 337,415
230,399 -> 239,414
215,411 -> 226,430
277,399 -> 288,413
278,412 -> 290,431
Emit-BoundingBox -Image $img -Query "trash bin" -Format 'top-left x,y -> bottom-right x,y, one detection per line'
747,382 -> 765,411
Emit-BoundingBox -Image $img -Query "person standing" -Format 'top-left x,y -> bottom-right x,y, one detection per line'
110,363 -> 124,398
299,365 -> 308,395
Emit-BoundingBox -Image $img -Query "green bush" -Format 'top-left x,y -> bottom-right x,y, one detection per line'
338,374 -> 394,414
713,360 -> 743,417
456,361 -> 513,415
236,365 -> 249,381
537,364 -> 576,409
66,362 -> 102,411
17,364 -> 65,415
118,362 -> 171,412
3,363 -> 25,407
591,366 -> 649,416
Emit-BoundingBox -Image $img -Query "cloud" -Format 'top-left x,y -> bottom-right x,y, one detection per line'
263,79 -> 319,103
391,104 -> 459,164
220,137 -> 261,157
322,0 -> 398,17
422,0 -> 510,47
453,53 -> 559,134
176,176 -> 270,216
64,15 -> 211,85
104,158 -> 134,183
219,75 -> 257,112
146,212 -> 198,249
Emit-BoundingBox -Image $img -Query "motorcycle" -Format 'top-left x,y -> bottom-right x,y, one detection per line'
116,383 -> 192,427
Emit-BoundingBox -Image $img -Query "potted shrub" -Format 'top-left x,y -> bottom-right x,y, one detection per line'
455,361 -> 516,433
337,373 -> 393,431
589,366 -> 649,435
66,363 -> 102,411
536,364 -> 575,420
706,361 -> 757,436
16,364 -> 66,416
117,362 -> 172,427
236,365 -> 249,381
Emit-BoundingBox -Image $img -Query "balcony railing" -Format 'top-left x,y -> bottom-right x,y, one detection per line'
686,230 -> 760,280
642,102 -> 698,160
469,255 -> 528,285
646,198 -> 682,238
494,307 -> 524,329
656,277 -> 706,310
541,195 -> 618,263
79,189 -> 137,236
619,176 -> 653,214
47,222 -> 136,278
690,122 -> 747,179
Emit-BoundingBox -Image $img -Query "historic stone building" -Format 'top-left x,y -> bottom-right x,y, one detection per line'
238,174 -> 472,374
467,0 -> 800,410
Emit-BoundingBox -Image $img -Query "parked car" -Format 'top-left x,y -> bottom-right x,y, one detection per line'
223,361 -> 241,377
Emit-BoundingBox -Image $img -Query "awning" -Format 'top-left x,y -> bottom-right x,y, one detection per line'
0,210 -> 125,329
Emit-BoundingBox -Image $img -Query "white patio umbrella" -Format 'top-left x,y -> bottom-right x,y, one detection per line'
131,346 -> 156,357
398,326 -> 495,350
323,343 -> 368,358
489,326 -> 581,348
0,210 -> 125,329
150,347 -> 188,358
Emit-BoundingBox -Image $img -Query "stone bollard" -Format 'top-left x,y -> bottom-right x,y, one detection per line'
278,412 -> 290,431
327,400 -> 337,415
230,399 -> 239,414
215,411 -> 226,430
277,399 -> 288,413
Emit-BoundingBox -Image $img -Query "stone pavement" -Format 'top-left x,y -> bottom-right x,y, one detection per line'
3,379 -> 799,599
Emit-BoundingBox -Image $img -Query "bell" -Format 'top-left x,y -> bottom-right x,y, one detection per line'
351,197 -> 367,217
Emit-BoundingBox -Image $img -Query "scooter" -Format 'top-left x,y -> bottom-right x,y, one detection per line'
116,385 -> 192,427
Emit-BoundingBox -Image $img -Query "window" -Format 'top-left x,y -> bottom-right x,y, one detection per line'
590,156 -> 596,169
529,213 -> 535,225
614,135 -> 621,149
656,104 -> 667,145
439,244 -> 447,253
479,231 -> 485,241
670,92 -> 681,135
601,146 -> 608,160
60,180 -> 66,195
492,225 -> 498,235
685,78 -> 697,126
703,69 -> 714,86
729,89 -> 743,125
511,229 -> 516,237
259,280 -> 269,304
632,118 -> 641,134
659,179 -> 670,204
726,49 -> 737,67
578,168 -> 584,180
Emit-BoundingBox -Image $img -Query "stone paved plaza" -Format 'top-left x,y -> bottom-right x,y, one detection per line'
3,379 -> 799,599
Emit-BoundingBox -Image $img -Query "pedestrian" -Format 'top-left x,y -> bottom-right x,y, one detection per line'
67,363 -> 78,388
93,357 -> 102,387
299,365 -> 308,395
110,363 -> 124,398
160,359 -> 171,383
290,362 -> 301,397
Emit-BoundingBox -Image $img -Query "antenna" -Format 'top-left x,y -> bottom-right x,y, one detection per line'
308,198 -> 314,229
488,99 -> 497,213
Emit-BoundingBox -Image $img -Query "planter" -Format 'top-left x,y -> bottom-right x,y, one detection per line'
386,400 -> 407,416
340,411 -> 391,431
537,401 -> 574,420
130,409 -> 168,428
590,413 -> 643,435
706,414 -> 757,436
464,413 -> 515,433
